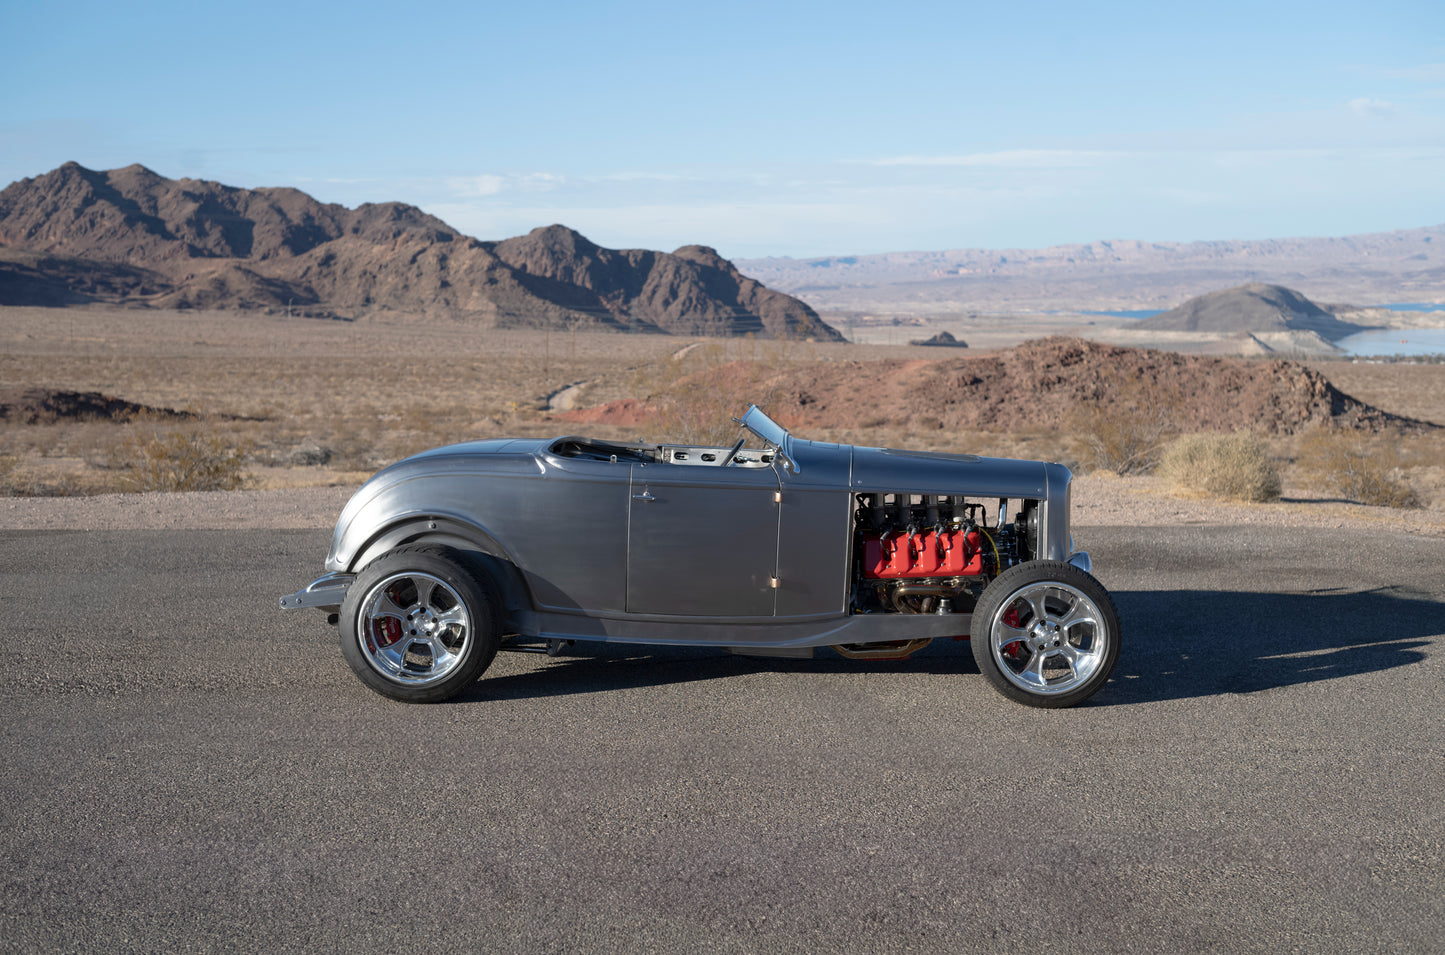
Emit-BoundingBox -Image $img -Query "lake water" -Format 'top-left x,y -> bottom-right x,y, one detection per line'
1335,327 -> 1445,357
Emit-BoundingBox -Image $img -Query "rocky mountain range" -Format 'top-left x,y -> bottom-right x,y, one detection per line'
738,226 -> 1445,313
0,162 -> 842,340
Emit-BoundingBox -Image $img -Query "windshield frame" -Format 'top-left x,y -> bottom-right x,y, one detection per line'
739,404 -> 789,448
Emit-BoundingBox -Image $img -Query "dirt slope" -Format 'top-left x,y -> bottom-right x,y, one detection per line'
565,337 -> 1436,435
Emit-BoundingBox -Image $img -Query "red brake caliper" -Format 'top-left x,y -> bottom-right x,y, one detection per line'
1001,605 -> 1025,659
371,617 -> 403,649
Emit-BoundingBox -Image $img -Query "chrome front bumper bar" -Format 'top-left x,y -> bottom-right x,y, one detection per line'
279,573 -> 354,611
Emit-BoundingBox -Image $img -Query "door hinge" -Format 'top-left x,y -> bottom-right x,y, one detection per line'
773,491 -> 782,503
770,577 -> 779,589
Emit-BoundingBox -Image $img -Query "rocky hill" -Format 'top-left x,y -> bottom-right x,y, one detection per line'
0,162 -> 841,340
760,337 -> 1429,434
565,337 -> 1436,435
1135,283 -> 1364,339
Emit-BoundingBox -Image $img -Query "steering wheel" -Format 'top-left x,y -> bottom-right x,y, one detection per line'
719,437 -> 746,467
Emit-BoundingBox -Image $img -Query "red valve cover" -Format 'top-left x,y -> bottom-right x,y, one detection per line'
862,529 -> 984,579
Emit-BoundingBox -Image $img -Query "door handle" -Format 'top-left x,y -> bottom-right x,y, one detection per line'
632,490 -> 656,502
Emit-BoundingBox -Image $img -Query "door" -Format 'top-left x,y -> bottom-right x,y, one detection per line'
626,462 -> 781,616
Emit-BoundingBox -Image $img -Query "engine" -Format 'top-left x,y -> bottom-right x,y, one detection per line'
851,492 -> 1037,617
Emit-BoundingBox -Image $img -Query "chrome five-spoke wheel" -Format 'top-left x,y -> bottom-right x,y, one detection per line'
971,560 -> 1121,708
339,545 -> 502,703
358,571 -> 472,686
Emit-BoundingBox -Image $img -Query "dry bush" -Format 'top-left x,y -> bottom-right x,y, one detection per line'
1295,429 -> 1421,508
1067,370 -> 1183,475
0,455 -> 20,495
110,416 -> 253,491
1158,431 -> 1281,502
1070,405 -> 1177,474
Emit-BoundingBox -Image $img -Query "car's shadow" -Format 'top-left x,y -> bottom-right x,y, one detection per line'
1099,586 -> 1437,705
455,586 -> 1440,706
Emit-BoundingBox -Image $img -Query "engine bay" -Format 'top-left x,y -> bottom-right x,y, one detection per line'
850,491 -> 1038,617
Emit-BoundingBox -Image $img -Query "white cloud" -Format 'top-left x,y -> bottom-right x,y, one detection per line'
450,174 -> 505,196
592,170 -> 696,184
865,149 -> 1121,169
1347,97 -> 1397,118
445,172 -> 564,197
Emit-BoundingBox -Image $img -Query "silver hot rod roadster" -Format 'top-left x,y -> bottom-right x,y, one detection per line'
282,405 -> 1120,708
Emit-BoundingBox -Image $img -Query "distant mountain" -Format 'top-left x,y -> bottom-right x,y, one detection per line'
737,227 -> 1445,313
0,162 -> 842,340
1135,283 -> 1364,339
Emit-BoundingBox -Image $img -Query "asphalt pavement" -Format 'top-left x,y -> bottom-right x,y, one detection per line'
1,524 -> 1442,953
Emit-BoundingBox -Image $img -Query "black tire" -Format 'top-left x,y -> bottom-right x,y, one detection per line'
339,544 -> 502,703
970,560 -> 1121,708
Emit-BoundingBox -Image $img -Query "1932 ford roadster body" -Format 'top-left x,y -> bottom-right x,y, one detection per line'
282,405 -> 1120,708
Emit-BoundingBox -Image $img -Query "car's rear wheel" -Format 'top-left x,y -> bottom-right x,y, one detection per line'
340,545 -> 501,703
970,560 -> 1120,708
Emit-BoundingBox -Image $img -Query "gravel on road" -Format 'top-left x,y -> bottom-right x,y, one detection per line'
3,474 -> 1440,535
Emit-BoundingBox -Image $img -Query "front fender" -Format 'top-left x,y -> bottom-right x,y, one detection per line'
337,515 -> 537,636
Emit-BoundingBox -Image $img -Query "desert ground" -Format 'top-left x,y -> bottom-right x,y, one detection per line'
3,305 -> 1445,521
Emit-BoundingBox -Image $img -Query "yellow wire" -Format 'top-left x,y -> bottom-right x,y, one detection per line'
978,526 -> 1002,573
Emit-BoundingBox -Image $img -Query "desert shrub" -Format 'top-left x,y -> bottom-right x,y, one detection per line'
1295,429 -> 1420,509
0,455 -> 21,495
1158,431 -> 1281,502
1067,370 -> 1183,475
111,418 -> 252,491
1070,404 -> 1177,474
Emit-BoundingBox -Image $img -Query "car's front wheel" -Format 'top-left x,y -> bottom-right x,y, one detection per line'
970,560 -> 1120,708
340,545 -> 502,703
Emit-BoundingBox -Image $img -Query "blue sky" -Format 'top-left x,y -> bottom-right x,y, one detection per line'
2,0 -> 1443,258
